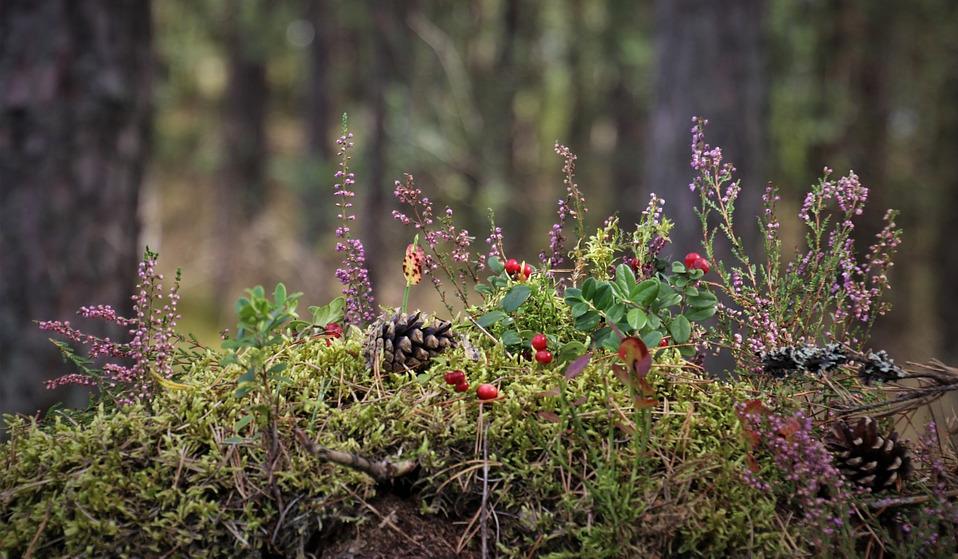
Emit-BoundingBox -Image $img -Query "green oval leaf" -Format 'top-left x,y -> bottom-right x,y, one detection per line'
575,310 -> 601,331
501,329 -> 522,346
501,285 -> 532,312
684,306 -> 717,322
631,279 -> 659,306
487,256 -> 505,274
606,303 -> 626,324
593,284 -> 614,310
571,302 -> 590,318
477,311 -> 508,328
582,277 -> 597,300
669,315 -> 691,344
626,308 -> 648,331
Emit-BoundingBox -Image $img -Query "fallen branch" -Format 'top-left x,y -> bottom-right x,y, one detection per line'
294,428 -> 418,483
867,489 -> 958,510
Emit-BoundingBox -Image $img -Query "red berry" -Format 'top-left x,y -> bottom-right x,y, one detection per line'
455,381 -> 470,393
535,349 -> 553,364
531,333 -> 548,351
521,262 -> 534,280
690,257 -> 710,274
505,258 -> 521,276
444,370 -> 466,385
476,383 -> 498,400
684,252 -> 701,268
629,256 -> 641,271
325,322 -> 343,338
659,337 -> 669,348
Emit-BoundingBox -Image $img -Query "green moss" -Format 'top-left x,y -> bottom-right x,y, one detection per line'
1,335 -> 800,558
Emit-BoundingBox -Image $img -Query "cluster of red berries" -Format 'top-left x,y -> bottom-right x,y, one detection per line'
504,258 -> 534,281
324,322 -> 344,346
683,252 -> 710,274
531,333 -> 553,364
443,370 -> 499,401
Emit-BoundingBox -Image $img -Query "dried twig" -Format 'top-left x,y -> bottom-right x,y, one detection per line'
480,421 -> 490,559
867,488 -> 958,509
837,359 -> 958,418
294,428 -> 417,483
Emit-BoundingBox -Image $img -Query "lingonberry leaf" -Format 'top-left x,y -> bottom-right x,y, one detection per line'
669,315 -> 691,344
631,279 -> 659,306
564,352 -> 592,379
502,285 -> 532,312
618,336 -> 651,378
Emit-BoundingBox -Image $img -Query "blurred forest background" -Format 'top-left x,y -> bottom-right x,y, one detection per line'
2,0 -> 958,417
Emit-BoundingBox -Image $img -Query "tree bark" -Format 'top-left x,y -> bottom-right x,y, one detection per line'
0,1 -> 152,416
213,2 -> 270,313
301,0 -> 334,243
644,0 -> 767,256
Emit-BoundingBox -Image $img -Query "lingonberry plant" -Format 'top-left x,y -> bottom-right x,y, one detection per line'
38,248 -> 182,405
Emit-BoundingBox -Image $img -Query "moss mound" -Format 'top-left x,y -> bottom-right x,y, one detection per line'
1,332 -> 799,558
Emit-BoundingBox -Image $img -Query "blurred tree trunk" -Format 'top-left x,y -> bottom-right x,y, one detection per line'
644,0 -> 767,256
302,0 -> 334,242
0,1 -> 152,417
934,16 -> 958,363
363,6 -> 391,293
213,2 -> 269,314
608,0 -> 650,227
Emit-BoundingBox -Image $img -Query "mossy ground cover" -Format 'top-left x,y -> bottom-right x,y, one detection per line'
1,327 -> 796,558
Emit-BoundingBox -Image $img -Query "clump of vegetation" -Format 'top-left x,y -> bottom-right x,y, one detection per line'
3,120 -> 958,558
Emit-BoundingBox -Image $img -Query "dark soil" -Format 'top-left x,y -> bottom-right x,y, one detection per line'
319,494 -> 481,559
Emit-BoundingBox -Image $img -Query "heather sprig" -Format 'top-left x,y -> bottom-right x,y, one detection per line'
392,173 -> 480,311
551,142 -> 589,283
630,193 -> 672,279
689,117 -> 902,372
738,405 -> 857,548
39,249 -> 182,405
332,125 -> 376,326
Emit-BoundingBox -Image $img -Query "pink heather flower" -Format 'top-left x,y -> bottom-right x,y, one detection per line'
41,251 -> 182,404
545,143 -> 588,273
333,131 -> 376,325
392,173 -> 480,307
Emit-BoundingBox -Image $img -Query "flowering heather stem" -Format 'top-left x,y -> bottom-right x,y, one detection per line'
553,143 -> 589,282
392,173 -> 479,310
39,249 -> 182,404
333,124 -> 377,326
689,116 -> 902,370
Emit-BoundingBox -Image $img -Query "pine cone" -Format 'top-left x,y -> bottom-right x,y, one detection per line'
825,417 -> 910,492
364,311 -> 455,373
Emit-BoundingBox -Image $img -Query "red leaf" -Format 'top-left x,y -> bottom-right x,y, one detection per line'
746,452 -> 760,473
740,399 -> 767,417
778,417 -> 801,441
571,396 -> 588,407
611,364 -> 633,388
638,377 -> 655,398
564,352 -> 592,379
634,397 -> 657,409
537,411 -> 561,423
618,337 -> 651,378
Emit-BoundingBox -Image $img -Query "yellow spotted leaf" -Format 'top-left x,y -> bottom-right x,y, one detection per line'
403,243 -> 425,286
